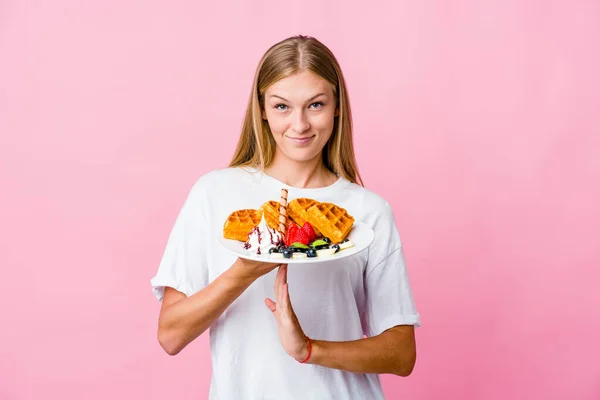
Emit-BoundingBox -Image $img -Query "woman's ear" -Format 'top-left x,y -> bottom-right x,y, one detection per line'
334,107 -> 339,117
262,109 -> 267,120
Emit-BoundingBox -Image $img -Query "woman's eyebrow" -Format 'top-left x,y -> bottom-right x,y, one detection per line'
269,93 -> 327,103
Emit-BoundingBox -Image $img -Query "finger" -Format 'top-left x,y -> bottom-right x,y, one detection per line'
264,298 -> 277,313
275,264 -> 284,289
273,266 -> 281,302
273,266 -> 279,300
277,265 -> 286,300
282,264 -> 288,285
283,282 -> 292,312
283,265 -> 290,302
276,276 -> 284,309
277,264 -> 285,297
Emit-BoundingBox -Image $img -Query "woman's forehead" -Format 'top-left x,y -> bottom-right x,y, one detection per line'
266,71 -> 333,101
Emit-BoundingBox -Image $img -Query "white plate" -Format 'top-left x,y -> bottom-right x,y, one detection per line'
217,222 -> 375,264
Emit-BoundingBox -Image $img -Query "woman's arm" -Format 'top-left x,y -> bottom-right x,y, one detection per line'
304,326 -> 416,376
157,258 -> 280,355
266,265 -> 417,376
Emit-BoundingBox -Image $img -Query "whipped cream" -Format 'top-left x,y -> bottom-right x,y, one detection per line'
243,214 -> 283,255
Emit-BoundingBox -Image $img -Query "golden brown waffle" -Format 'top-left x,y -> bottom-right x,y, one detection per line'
287,198 -> 322,237
223,209 -> 262,241
259,200 -> 281,231
306,202 -> 354,243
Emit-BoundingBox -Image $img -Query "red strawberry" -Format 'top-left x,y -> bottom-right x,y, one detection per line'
287,221 -> 296,232
294,228 -> 310,245
286,223 -> 298,246
301,222 -> 316,243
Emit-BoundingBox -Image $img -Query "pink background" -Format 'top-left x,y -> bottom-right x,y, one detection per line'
1,1 -> 599,399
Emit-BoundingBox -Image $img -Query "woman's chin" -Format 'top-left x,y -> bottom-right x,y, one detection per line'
280,148 -> 322,163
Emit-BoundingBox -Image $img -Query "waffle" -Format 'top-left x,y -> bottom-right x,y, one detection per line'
259,200 -> 281,231
287,198 -> 322,237
223,209 -> 262,241
306,202 -> 354,243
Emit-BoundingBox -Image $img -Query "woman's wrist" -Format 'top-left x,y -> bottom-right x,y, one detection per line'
295,336 -> 313,363
225,259 -> 259,286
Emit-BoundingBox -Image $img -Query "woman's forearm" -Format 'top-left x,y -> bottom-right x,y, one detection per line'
157,259 -> 256,355
306,326 -> 416,376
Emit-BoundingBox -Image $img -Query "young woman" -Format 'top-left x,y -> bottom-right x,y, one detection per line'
151,35 -> 420,399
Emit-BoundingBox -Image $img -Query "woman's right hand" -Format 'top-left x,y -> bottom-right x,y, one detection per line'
230,257 -> 282,282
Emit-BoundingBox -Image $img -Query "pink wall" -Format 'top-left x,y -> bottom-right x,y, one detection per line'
1,1 -> 599,399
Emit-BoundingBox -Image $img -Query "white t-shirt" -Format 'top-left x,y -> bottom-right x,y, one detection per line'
151,167 -> 421,400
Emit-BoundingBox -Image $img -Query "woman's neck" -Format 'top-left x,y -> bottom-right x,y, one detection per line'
264,153 -> 337,189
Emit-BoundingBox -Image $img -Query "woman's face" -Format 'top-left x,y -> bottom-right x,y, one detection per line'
262,71 -> 337,163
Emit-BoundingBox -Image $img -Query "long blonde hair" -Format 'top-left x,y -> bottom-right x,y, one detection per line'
229,35 -> 364,186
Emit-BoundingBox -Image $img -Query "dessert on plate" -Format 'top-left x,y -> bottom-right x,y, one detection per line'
222,209 -> 263,242
259,200 -> 283,231
287,198 -> 322,237
223,194 -> 357,260
243,213 -> 284,255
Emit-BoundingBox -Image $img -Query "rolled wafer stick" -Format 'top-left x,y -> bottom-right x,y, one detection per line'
278,188 -> 288,237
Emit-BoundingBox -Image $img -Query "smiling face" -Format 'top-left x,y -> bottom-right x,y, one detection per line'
262,71 -> 338,164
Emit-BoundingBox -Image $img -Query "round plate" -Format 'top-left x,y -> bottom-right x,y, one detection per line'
218,222 -> 374,264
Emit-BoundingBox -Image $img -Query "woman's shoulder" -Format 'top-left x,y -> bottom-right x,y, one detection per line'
338,182 -> 406,252
190,166 -> 257,191
338,181 -> 393,217
180,167 -> 259,216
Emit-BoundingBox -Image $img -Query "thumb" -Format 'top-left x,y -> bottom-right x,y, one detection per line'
264,298 -> 277,313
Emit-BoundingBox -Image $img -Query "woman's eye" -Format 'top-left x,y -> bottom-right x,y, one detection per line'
275,104 -> 288,111
309,102 -> 324,109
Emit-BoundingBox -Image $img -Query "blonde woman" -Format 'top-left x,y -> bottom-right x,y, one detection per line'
151,35 -> 420,399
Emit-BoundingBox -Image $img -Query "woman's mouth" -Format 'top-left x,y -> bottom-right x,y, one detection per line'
287,136 -> 315,146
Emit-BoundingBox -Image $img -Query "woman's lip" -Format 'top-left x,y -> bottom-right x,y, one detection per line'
287,136 -> 315,144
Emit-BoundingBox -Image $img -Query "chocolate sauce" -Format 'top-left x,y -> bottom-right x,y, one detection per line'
244,226 -> 263,251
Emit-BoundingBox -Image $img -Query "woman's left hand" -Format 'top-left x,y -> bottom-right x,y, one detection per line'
265,265 -> 310,362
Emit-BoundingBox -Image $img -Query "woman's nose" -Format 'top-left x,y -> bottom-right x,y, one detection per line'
291,110 -> 310,133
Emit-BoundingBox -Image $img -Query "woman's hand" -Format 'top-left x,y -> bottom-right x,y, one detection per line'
230,257 -> 282,282
265,265 -> 310,362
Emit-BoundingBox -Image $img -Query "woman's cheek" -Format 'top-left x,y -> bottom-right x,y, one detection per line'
312,111 -> 334,128
268,119 -> 287,136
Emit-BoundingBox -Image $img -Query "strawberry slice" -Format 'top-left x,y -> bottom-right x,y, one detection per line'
294,228 -> 310,245
286,223 -> 298,246
287,221 -> 296,232
301,222 -> 316,243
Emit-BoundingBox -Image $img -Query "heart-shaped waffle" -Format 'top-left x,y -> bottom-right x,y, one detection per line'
287,198 -> 322,237
259,200 -> 282,231
306,202 -> 354,243
223,209 -> 262,242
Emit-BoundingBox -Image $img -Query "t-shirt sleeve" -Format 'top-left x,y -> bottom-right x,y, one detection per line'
361,202 -> 421,337
150,180 -> 209,302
